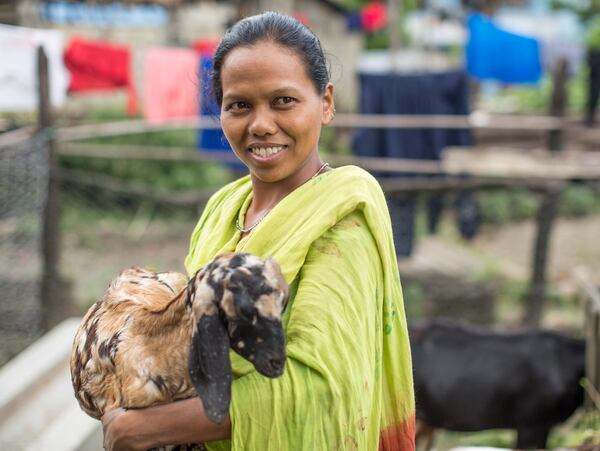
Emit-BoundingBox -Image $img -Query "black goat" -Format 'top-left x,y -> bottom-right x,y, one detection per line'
410,318 -> 585,449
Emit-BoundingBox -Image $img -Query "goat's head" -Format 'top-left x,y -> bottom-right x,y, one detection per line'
187,253 -> 289,423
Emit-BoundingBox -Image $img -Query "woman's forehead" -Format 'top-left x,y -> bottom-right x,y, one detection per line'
221,41 -> 313,95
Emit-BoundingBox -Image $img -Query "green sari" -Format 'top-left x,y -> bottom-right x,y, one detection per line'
185,165 -> 415,450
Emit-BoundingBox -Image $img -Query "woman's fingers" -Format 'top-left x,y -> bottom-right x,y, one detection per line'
101,408 -> 131,451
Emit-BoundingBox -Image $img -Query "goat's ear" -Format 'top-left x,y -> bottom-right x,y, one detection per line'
188,312 -> 231,424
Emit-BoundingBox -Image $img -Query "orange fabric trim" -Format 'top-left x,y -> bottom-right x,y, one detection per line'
379,413 -> 416,451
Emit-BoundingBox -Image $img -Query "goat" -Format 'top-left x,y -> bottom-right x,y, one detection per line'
410,318 -> 585,449
71,253 -> 289,448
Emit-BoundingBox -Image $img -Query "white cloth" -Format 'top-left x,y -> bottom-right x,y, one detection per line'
0,24 -> 69,112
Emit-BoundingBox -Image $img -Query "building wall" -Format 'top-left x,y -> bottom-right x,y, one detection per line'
296,1 -> 362,112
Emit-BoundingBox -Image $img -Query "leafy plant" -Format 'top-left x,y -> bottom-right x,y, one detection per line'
559,185 -> 600,217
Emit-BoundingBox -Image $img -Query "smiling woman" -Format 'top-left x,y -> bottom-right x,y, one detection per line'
214,18 -> 335,234
100,11 -> 415,451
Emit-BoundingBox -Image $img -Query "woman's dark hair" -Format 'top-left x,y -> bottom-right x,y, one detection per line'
212,11 -> 330,105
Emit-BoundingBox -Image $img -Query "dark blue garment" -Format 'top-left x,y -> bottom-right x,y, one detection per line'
352,70 -> 477,256
466,13 -> 542,84
196,57 -> 245,172
353,70 -> 471,161
197,57 -> 230,151
345,12 -> 362,32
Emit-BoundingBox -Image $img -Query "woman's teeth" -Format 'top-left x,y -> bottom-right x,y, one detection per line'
249,146 -> 285,157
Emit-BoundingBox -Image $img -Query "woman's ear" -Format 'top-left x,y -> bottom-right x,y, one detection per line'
321,83 -> 335,126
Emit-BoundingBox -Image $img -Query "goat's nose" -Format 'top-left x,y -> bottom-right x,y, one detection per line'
269,357 -> 285,372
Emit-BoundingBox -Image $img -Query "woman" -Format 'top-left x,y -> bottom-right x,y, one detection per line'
102,12 -> 415,451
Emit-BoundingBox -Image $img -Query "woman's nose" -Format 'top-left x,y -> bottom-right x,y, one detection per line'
248,108 -> 277,136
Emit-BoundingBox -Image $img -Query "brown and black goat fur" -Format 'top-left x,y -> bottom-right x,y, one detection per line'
71,253 -> 289,430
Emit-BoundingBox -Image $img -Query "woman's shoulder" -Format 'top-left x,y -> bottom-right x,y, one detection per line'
322,165 -> 387,209
205,174 -> 252,211
332,165 -> 379,186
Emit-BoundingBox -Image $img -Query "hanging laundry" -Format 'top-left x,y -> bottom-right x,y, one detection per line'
198,56 -> 226,151
466,13 -> 542,84
193,38 -> 219,58
143,47 -> 199,124
360,2 -> 388,32
64,36 -> 137,115
196,56 -> 245,173
40,1 -> 168,28
0,24 -> 68,112
292,13 -> 310,27
353,70 -> 476,256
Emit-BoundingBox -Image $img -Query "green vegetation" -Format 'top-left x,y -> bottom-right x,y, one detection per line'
478,189 -> 538,224
60,128 -> 232,192
487,69 -> 588,114
551,0 -> 600,24
586,16 -> 600,50
549,408 -> 600,448
477,186 -> 600,225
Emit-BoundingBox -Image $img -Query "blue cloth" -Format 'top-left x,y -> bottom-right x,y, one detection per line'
41,1 -> 168,27
466,13 -> 542,84
196,57 -> 246,172
197,57 -> 230,151
352,70 -> 477,255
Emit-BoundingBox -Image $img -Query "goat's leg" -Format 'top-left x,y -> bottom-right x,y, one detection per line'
516,425 -> 550,449
415,421 -> 435,451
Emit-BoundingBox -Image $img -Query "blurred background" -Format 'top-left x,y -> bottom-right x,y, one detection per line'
1,0 -> 600,449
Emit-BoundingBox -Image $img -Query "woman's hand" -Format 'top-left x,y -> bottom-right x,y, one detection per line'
101,398 -> 231,450
102,408 -> 142,451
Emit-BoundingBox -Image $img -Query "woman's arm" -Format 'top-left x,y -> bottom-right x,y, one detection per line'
102,397 -> 231,451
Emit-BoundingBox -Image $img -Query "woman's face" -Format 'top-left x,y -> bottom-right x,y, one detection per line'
219,40 -> 334,184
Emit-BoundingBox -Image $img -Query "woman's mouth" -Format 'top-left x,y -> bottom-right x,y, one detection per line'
248,145 -> 287,161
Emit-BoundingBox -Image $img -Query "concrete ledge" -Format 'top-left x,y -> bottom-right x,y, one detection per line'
0,317 -> 81,421
0,317 -> 102,450
25,402 -> 101,451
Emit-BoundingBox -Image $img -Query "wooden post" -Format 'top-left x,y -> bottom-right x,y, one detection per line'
388,0 -> 401,71
575,271 -> 600,409
585,299 -> 600,408
387,0 -> 402,72
524,58 -> 568,325
38,46 -> 63,331
548,58 -> 568,152
523,185 -> 562,327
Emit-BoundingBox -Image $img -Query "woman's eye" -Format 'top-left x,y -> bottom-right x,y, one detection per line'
226,101 -> 250,111
274,96 -> 296,106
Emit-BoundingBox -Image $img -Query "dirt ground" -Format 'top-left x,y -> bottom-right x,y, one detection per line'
62,217 -> 196,310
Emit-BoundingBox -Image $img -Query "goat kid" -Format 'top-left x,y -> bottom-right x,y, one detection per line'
71,253 -> 289,448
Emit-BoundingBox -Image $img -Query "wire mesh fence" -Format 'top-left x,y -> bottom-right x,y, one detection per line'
0,131 -> 48,365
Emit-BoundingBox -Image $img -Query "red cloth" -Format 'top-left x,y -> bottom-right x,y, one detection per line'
64,37 -> 137,115
292,13 -> 311,26
361,1 -> 388,32
193,38 -> 219,57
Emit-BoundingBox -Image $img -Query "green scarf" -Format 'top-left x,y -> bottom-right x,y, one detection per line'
185,165 -> 415,450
